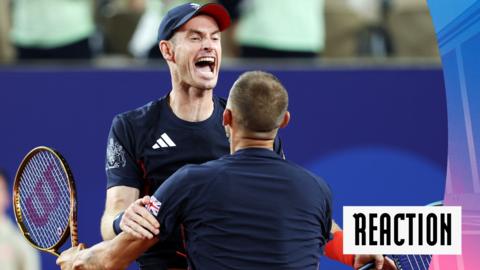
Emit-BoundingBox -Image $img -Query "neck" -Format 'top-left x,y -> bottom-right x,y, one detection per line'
169,84 -> 214,122
233,138 -> 274,153
230,130 -> 276,154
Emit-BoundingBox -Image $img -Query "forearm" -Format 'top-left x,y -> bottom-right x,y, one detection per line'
101,209 -> 122,240
73,233 -> 158,270
72,241 -> 113,270
101,186 -> 140,240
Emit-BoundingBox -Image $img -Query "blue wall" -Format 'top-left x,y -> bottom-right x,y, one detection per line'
0,67 -> 447,269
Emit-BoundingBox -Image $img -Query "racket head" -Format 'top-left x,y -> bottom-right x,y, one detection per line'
12,146 -> 78,256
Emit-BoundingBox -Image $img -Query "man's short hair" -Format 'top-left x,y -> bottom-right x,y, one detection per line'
229,71 -> 289,132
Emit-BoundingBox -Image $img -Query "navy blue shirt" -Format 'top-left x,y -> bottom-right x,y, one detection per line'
149,148 -> 332,270
105,95 -> 283,268
106,95 -> 230,193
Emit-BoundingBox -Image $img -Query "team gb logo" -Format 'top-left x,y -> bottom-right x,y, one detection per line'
146,196 -> 162,216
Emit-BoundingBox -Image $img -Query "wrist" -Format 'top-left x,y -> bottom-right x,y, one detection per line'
112,212 -> 124,235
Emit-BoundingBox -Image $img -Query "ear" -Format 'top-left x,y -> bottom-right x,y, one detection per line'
223,109 -> 232,127
159,40 -> 175,62
279,111 -> 290,128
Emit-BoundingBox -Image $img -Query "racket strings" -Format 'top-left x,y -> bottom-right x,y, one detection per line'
18,151 -> 71,249
394,254 -> 433,270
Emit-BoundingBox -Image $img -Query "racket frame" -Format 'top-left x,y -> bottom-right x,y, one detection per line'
12,146 -> 78,256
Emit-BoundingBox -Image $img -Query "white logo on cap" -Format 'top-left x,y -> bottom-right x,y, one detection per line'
190,3 -> 200,9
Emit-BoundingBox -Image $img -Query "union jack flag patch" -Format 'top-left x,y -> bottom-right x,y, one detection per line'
146,196 -> 162,216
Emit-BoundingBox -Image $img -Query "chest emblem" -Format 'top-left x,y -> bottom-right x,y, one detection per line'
152,133 -> 176,149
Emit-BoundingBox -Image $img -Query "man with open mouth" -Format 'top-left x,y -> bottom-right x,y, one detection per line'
98,3 -> 284,270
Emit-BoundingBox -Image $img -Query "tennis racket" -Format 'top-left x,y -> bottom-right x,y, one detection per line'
12,146 -> 78,256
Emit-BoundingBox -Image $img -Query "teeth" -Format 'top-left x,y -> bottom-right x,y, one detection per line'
197,57 -> 214,63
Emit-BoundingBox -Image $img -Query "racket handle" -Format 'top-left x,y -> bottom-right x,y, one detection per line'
358,262 -> 375,270
70,189 -> 79,246
71,219 -> 79,246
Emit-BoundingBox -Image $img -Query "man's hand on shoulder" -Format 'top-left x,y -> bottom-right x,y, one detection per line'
121,196 -> 160,239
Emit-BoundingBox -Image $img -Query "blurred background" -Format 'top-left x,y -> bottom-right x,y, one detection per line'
0,0 -> 440,63
0,0 -> 450,270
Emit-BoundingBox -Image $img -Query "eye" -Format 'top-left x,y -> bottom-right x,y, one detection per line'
190,35 -> 201,41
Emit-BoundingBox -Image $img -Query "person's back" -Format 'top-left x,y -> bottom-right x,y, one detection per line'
153,147 -> 332,270
56,71 -> 341,270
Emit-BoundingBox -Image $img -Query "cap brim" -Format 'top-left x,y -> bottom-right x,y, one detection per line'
196,3 -> 231,31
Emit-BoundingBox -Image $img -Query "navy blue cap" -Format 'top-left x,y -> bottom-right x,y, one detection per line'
157,3 -> 231,42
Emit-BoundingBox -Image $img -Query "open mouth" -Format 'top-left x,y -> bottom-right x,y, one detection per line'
195,57 -> 215,73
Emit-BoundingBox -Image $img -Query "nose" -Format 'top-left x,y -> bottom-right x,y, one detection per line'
201,37 -> 214,51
